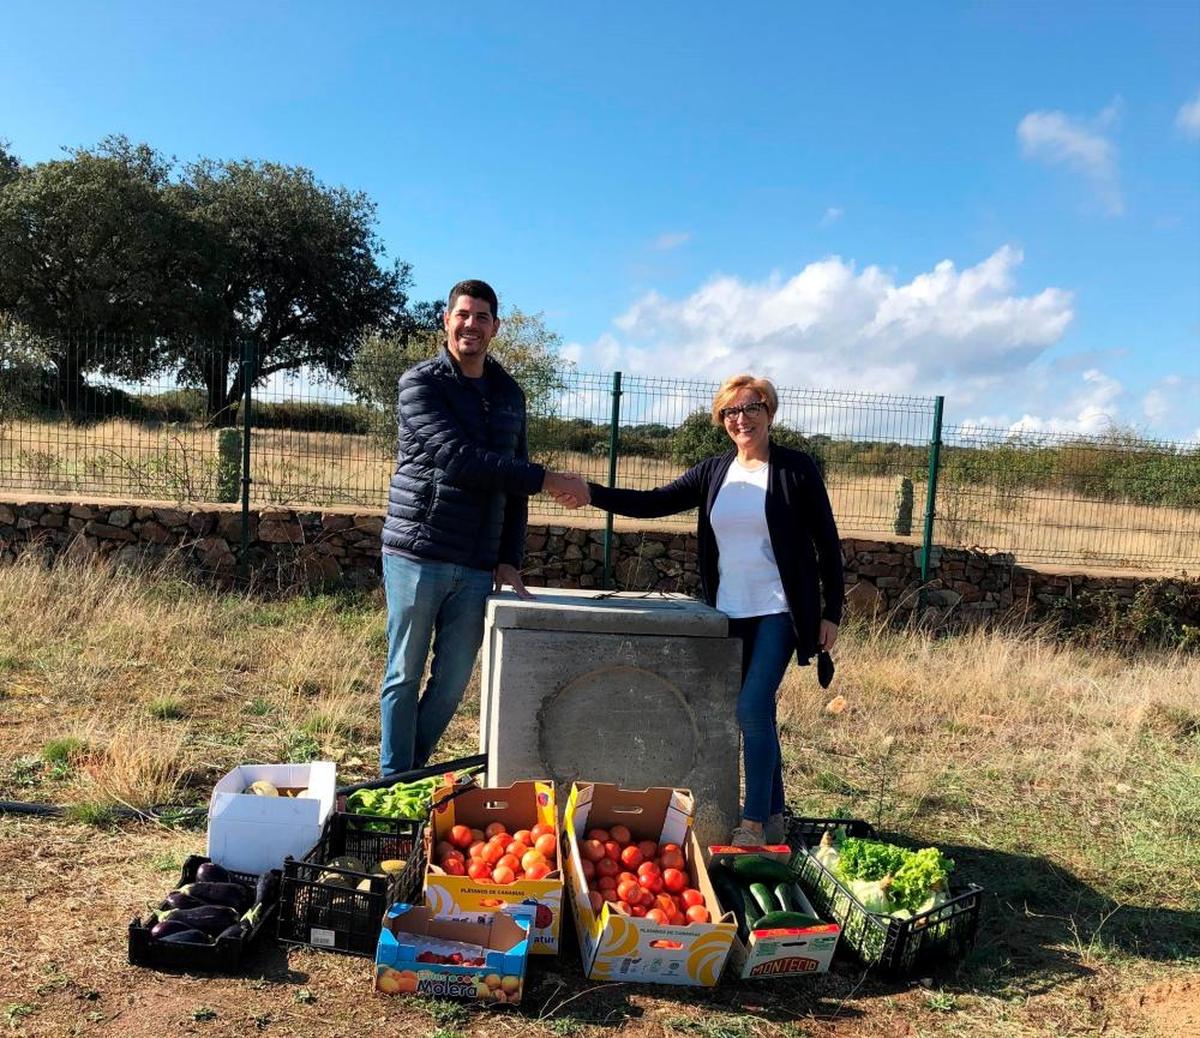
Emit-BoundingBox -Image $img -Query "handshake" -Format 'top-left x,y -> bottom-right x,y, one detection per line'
543,471 -> 590,509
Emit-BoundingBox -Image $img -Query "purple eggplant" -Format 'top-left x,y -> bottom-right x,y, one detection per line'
216,924 -> 245,941
157,928 -> 213,945
178,881 -> 251,910
195,861 -> 231,884
163,890 -> 206,911
159,904 -> 240,936
150,918 -> 198,940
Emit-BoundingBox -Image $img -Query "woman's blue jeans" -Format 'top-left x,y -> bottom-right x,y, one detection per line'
379,553 -> 494,776
727,612 -> 795,824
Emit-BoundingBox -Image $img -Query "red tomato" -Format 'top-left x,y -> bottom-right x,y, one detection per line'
506,841 -> 530,859
681,888 -> 705,908
596,857 -> 620,878
580,859 -> 596,880
620,845 -> 644,868
661,868 -> 687,893
617,879 -> 640,902
525,862 -> 551,881
467,860 -> 492,881
497,854 -> 521,873
442,857 -> 466,876
655,894 -> 676,916
587,891 -> 604,913
603,840 -> 622,862
637,861 -> 661,879
513,829 -> 533,846
587,827 -> 610,843
468,841 -> 486,859
618,871 -> 638,885
581,839 -> 606,863
449,824 -> 474,849
686,905 -> 710,924
492,864 -> 515,884
597,875 -> 617,891
521,849 -> 546,872
614,900 -> 632,915
630,904 -> 647,917
608,824 -> 632,845
534,833 -> 557,859
602,888 -> 620,903
485,822 -> 508,839
659,849 -> 686,871
671,911 -> 687,926
638,872 -> 664,895
645,908 -> 669,925
661,842 -> 681,855
482,843 -> 506,865
434,841 -> 459,862
530,822 -> 555,840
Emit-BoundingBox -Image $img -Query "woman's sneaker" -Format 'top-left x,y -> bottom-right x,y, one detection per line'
730,825 -> 765,847
765,813 -> 786,844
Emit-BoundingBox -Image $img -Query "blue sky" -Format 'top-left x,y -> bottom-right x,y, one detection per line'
3,2 -> 1198,438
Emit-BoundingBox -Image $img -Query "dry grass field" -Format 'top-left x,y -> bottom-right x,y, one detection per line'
1,417 -> 1196,569
0,556 -> 1197,1037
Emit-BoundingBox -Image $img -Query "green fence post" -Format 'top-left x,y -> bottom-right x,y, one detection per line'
602,371 -> 623,589
238,338 -> 256,585
920,395 -> 945,586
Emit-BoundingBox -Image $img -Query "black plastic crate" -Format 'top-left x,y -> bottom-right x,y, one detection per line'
128,854 -> 280,972
785,817 -> 983,976
277,811 -> 424,957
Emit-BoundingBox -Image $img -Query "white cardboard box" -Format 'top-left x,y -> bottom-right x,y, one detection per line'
206,762 -> 336,875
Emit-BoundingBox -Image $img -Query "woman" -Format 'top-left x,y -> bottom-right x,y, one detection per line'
578,374 -> 843,845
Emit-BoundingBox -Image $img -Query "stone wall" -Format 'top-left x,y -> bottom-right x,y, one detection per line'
0,500 -> 1193,630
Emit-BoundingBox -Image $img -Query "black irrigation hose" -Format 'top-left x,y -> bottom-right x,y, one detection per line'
0,753 -> 488,823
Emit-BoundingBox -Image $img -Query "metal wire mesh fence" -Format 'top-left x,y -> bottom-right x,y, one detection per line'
1,329 -> 1197,572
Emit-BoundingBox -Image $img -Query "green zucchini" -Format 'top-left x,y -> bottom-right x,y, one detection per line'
728,854 -> 797,885
755,910 -> 824,930
707,865 -> 749,940
748,882 -> 780,918
742,885 -> 766,928
773,882 -> 800,912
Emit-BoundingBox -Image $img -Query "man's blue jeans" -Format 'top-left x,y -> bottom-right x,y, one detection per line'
727,612 -> 795,824
379,553 -> 494,776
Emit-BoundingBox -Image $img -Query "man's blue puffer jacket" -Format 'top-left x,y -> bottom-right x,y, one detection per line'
381,348 -> 545,571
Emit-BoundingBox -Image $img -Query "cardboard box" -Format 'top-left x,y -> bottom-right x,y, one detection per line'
207,762 -> 336,875
424,779 -> 564,954
563,782 -> 736,986
707,846 -> 840,979
375,903 -> 531,1003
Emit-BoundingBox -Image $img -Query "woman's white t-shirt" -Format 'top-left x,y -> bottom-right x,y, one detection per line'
710,458 -> 788,618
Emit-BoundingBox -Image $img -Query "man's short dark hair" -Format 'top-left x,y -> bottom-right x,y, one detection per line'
447,279 -> 499,319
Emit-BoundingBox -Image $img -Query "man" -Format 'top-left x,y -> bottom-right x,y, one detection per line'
378,279 -> 585,776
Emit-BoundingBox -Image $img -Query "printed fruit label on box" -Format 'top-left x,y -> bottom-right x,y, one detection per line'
425,779 -> 563,954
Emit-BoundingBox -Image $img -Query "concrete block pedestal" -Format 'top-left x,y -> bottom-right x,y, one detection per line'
480,588 -> 742,847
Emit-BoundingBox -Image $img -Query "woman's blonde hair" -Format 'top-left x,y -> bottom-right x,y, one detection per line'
710,374 -> 779,427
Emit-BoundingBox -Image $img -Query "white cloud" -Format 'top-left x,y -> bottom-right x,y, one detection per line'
573,245 -> 1073,416
650,231 -> 691,251
1176,89 -> 1200,138
820,206 -> 843,226
1017,103 -> 1123,215
1002,369 -> 1125,436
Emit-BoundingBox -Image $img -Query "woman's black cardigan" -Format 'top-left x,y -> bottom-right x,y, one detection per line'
588,443 -> 844,663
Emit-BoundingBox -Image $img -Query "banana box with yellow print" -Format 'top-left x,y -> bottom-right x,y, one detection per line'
563,782 -> 736,986
423,779 -> 564,954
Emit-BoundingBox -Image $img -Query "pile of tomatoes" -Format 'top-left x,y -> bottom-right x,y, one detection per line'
578,823 -> 711,925
432,821 -> 558,885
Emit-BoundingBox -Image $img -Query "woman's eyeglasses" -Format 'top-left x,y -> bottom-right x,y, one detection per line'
719,401 -> 767,421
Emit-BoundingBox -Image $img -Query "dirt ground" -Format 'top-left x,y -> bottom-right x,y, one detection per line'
1,817 -> 1195,1038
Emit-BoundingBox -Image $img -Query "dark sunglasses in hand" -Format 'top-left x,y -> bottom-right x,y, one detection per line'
719,401 -> 767,421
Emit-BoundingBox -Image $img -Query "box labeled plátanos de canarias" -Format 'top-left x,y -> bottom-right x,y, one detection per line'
563,782 -> 735,985
424,779 -> 563,954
